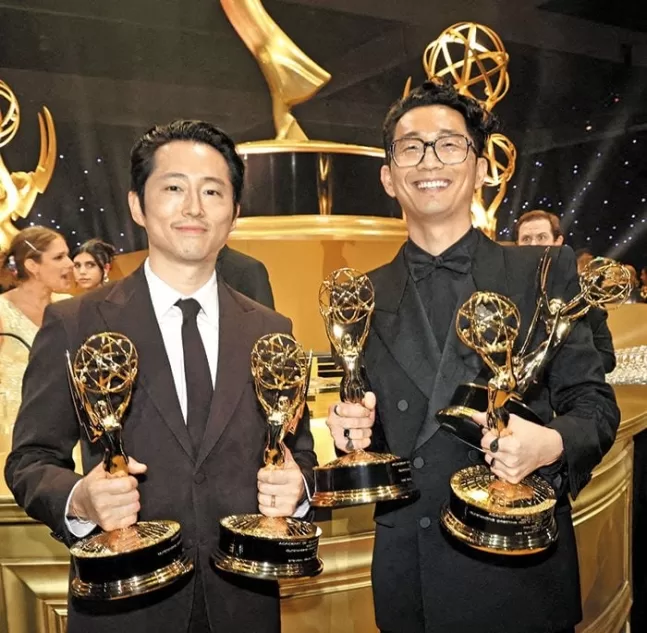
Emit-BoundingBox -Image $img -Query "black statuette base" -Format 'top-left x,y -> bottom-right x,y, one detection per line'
213,519 -> 322,580
312,458 -> 417,508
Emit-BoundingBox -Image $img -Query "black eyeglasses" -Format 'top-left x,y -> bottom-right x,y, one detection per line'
390,134 -> 476,167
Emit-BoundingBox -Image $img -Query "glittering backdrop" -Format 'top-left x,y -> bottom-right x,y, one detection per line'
1,1 -> 646,266
497,129 -> 647,265
3,119 -> 145,255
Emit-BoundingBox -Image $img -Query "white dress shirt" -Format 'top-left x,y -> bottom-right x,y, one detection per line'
66,260 -> 308,537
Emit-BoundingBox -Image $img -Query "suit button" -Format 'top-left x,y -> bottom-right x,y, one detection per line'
468,450 -> 480,463
419,517 -> 431,529
194,473 -> 205,484
397,399 -> 409,412
412,457 -> 424,469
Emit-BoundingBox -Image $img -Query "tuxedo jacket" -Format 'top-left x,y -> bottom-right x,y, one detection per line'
216,245 -> 275,309
4,266 -> 316,633
364,234 -> 620,633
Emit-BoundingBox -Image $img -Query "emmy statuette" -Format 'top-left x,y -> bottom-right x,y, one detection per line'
213,333 -> 323,579
312,268 -> 417,508
66,333 -> 194,599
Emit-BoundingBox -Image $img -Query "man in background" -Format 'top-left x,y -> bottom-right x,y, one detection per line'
216,244 -> 274,309
516,209 -> 564,246
516,209 -> 616,372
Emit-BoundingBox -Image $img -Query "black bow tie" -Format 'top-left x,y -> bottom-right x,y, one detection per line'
406,245 -> 472,282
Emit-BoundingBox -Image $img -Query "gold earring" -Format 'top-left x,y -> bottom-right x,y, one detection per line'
103,270 -> 110,284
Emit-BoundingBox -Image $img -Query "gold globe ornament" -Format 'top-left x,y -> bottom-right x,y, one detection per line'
422,22 -> 510,111
0,78 -> 57,250
471,133 -> 517,239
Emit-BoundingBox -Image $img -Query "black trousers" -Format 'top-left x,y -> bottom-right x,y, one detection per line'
188,562 -> 211,633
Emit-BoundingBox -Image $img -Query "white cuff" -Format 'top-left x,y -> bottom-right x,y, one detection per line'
292,473 -> 312,518
64,480 -> 97,538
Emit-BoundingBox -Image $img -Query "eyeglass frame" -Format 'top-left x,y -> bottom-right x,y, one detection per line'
388,134 -> 478,167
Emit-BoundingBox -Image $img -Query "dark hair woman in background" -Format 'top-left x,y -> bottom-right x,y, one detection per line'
72,238 -> 116,291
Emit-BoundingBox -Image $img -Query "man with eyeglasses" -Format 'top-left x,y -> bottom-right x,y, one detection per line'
323,80 -> 619,633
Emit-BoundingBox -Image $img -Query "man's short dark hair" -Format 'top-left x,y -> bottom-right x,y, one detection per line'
382,78 -> 499,161
130,120 -> 245,208
516,209 -> 563,241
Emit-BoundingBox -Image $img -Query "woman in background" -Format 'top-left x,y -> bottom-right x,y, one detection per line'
0,226 -> 72,434
72,238 -> 116,291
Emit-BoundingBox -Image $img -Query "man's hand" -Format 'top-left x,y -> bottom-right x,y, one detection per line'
68,457 -> 148,531
257,447 -> 305,518
472,412 -> 564,484
326,392 -> 376,453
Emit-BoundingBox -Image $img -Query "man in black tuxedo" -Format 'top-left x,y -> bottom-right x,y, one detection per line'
216,244 -> 274,309
5,121 -> 316,633
515,209 -> 616,372
325,81 -> 620,633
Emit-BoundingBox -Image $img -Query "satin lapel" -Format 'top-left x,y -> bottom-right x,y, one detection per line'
414,232 -> 519,450
370,250 -> 440,457
195,281 -> 260,469
371,249 -> 439,403
415,274 -> 480,450
96,267 -> 193,460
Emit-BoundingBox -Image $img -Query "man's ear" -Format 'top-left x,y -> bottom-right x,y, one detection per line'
230,204 -> 240,233
555,235 -> 564,246
380,164 -> 396,199
474,156 -> 488,190
128,191 -> 146,228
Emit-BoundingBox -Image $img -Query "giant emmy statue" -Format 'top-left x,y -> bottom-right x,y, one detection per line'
66,333 -> 194,599
438,256 -> 631,554
0,79 -> 56,250
312,268 -> 416,507
213,333 -> 322,579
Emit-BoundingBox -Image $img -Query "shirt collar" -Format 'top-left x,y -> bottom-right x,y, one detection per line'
144,259 -> 219,322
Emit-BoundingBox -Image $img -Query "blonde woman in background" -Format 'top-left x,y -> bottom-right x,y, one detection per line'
0,226 -> 72,442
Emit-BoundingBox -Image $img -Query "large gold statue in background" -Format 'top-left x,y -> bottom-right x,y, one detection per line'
420,23 -> 515,239
0,80 -> 57,251
221,0 -> 331,140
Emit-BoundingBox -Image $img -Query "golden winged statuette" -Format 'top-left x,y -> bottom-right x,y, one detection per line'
221,0 -> 331,140
0,79 -> 57,251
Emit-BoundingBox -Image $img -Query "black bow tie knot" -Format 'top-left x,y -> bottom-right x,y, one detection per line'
407,251 -> 472,282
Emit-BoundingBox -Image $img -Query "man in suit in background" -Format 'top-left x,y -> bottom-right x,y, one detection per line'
216,244 -> 274,309
515,209 -> 616,372
325,80 -> 620,633
5,121 -> 316,633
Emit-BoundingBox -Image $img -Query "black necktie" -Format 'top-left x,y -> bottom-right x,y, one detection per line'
176,298 -> 213,454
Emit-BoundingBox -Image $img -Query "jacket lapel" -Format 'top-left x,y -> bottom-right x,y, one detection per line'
195,281 -> 261,469
96,267 -> 194,460
370,248 -> 440,456
414,232 -> 524,450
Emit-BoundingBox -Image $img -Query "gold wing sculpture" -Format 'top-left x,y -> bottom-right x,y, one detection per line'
0,80 -> 57,251
221,0 -> 331,140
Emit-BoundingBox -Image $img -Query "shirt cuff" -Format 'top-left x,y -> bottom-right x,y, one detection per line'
64,480 -> 97,538
292,473 -> 312,518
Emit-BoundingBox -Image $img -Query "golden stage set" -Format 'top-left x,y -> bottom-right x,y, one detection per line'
1,4 -> 646,633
